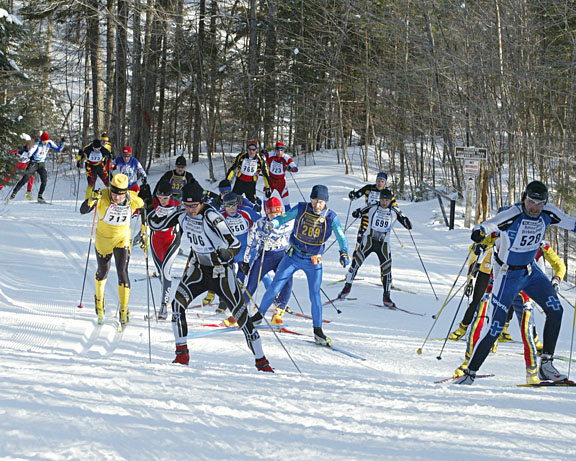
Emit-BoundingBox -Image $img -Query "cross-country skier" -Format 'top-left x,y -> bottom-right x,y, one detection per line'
112,146 -> 148,194
79,174 -> 145,328
264,141 -> 298,210
241,196 -> 294,325
251,185 -> 349,346
149,180 -> 182,320
154,155 -> 197,201
454,181 -> 576,385
226,140 -> 272,204
76,139 -> 112,199
337,188 -> 412,307
10,132 -> 64,203
2,140 -> 35,199
147,181 -> 273,372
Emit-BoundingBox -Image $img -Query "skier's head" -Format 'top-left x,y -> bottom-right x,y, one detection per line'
181,182 -> 206,217
92,139 -> 102,150
122,146 -> 132,159
274,141 -> 286,157
110,174 -> 129,203
100,132 -> 109,142
247,140 -> 258,157
522,180 -> 548,218
155,181 -> 172,204
175,155 -> 187,171
218,179 -> 232,196
310,185 -> 328,213
40,132 -> 50,143
265,196 -> 283,219
222,192 -> 241,215
376,172 -> 388,189
379,188 -> 393,207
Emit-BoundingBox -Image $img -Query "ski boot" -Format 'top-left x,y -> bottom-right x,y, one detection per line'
499,322 -> 513,342
271,306 -> 286,325
453,368 -> 476,385
202,291 -> 215,306
314,327 -> 332,346
453,361 -> 468,378
95,295 -> 105,325
449,322 -> 468,341
255,356 -> 274,373
382,292 -> 396,308
25,191 -> 33,201
337,283 -> 352,299
37,195 -> 47,204
119,306 -> 129,331
526,366 -> 540,385
173,344 -> 189,365
158,303 -> 169,321
539,354 -> 567,381
215,301 -> 227,314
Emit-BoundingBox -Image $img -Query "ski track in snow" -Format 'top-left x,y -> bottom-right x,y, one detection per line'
1,155 -> 576,460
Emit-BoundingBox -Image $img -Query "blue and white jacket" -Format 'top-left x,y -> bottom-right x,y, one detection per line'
113,156 -> 147,188
244,216 -> 293,263
26,140 -> 63,163
475,202 -> 576,267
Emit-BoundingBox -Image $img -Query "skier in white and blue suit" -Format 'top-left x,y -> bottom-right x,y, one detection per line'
455,181 -> 576,385
251,185 -> 349,346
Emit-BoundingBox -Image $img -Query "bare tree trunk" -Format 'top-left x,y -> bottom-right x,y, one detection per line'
86,0 -> 104,136
262,0 -> 277,148
111,0 -> 128,154
105,0 -> 114,130
246,0 -> 259,138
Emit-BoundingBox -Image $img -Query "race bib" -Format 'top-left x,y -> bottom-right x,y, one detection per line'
103,203 -> 131,225
269,160 -> 285,176
183,219 -> 211,252
371,208 -> 392,232
155,205 -> 176,218
171,175 -> 186,194
367,190 -> 381,205
295,211 -> 327,246
88,150 -> 103,163
510,219 -> 545,253
226,214 -> 249,236
240,158 -> 258,176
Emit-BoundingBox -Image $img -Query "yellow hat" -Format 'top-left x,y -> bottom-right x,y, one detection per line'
111,174 -> 129,194
101,132 -> 109,141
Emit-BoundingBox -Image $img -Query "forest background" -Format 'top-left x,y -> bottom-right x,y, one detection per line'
1,0 -> 576,276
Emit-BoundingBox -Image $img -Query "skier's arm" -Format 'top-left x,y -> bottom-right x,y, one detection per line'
544,204 -> 576,233
206,209 -> 242,263
392,206 -> 412,230
226,153 -> 242,180
148,207 -> 183,231
331,215 -> 349,254
270,207 -> 299,229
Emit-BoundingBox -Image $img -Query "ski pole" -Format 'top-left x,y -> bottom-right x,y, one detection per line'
568,295 -> 576,379
324,215 -> 359,254
416,247 -> 472,355
436,284 -> 469,361
239,279 -> 302,374
75,167 -> 81,212
289,171 -> 306,202
407,228 -> 438,300
320,287 -> 342,314
392,228 -> 404,248
141,209 -> 153,362
343,199 -> 353,231
78,205 -> 98,308
49,154 -> 61,204
290,289 -> 305,314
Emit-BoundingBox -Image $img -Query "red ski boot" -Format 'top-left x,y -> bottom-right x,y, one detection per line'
255,356 -> 274,373
172,345 -> 189,365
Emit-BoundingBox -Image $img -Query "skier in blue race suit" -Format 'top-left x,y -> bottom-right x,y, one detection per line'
455,181 -> 576,385
251,185 -> 349,346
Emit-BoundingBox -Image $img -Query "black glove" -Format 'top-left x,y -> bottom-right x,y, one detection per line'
471,228 -> 485,243
253,202 -> 262,213
551,276 -> 561,292
76,160 -> 82,168
348,190 -> 356,201
60,137 -> 66,143
352,208 -> 361,219
399,215 -> 412,230
264,187 -> 272,198
241,262 -> 251,275
464,278 -> 474,297
216,248 -> 234,263
141,177 -> 147,185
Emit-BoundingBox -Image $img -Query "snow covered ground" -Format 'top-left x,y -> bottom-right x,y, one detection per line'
1,151 -> 575,460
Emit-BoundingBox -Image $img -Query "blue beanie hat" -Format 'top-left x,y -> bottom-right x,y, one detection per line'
310,185 -> 329,201
376,172 -> 388,181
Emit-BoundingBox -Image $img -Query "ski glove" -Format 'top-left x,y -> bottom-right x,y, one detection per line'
348,190 -> 357,201
139,232 -> 149,251
352,208 -> 362,219
91,189 -> 103,201
399,215 -> 412,230
471,228 -> 485,243
551,276 -> 561,292
264,187 -> 272,198
61,137 -> 66,143
339,251 -> 350,268
290,166 -> 298,173
472,243 -> 486,256
241,262 -> 251,275
464,278 -> 474,297
216,248 -> 234,264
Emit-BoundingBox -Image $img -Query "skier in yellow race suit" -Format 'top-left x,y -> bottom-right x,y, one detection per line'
80,174 -> 145,326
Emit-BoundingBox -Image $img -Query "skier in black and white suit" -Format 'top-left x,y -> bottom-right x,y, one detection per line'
338,188 -> 412,308
148,181 -> 273,372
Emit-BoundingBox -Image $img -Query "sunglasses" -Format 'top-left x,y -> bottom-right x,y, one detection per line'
183,202 -> 201,208
157,193 -> 171,198
526,197 -> 546,206
248,147 -> 257,151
